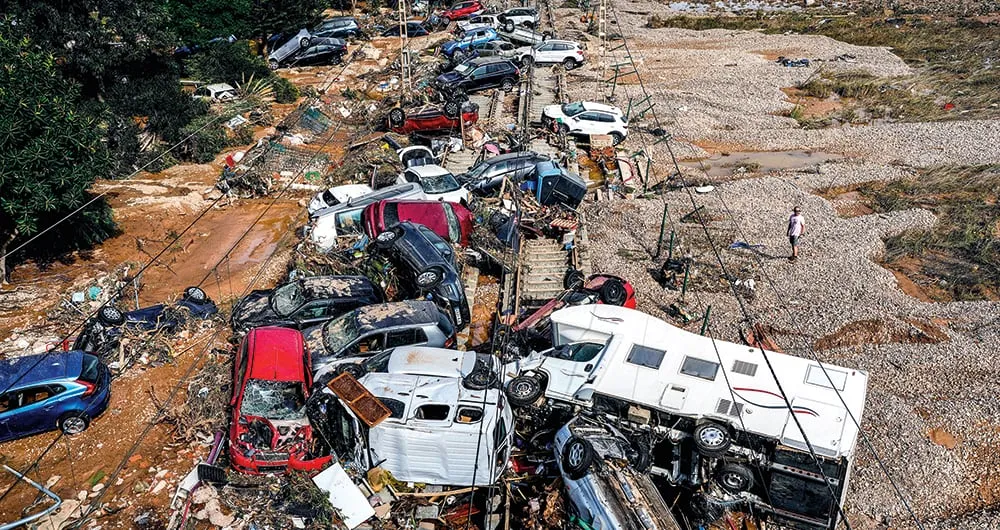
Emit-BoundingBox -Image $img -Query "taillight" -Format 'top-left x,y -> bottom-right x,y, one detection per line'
77,380 -> 96,397
444,335 -> 456,348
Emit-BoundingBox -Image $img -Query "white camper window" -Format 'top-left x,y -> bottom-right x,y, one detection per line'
626,345 -> 666,369
414,404 -> 450,421
455,406 -> 484,423
679,357 -> 719,381
804,365 -> 848,391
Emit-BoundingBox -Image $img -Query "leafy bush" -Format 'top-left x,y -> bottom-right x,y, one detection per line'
178,115 -> 227,163
228,125 -> 255,147
272,76 -> 300,104
188,41 -> 272,86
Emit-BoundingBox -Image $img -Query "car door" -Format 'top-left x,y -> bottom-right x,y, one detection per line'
533,42 -> 556,63
469,65 -> 491,89
385,328 -> 429,348
340,332 -> 386,358
541,342 -> 605,401
289,300 -> 334,328
573,112 -> 604,135
1,386 -> 59,438
295,46 -> 324,66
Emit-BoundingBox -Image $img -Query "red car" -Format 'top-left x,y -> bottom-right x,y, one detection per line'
363,199 -> 474,247
229,326 -> 331,475
388,102 -> 479,134
514,273 -> 637,332
440,0 -> 484,22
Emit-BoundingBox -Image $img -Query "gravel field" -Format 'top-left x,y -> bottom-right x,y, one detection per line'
562,0 -> 1000,526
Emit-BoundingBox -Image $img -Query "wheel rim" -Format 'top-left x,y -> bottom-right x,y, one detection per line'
699,426 -> 726,448
721,471 -> 745,490
103,307 -> 122,321
377,231 -> 396,242
63,416 -> 86,434
416,271 -> 439,287
511,379 -> 535,399
567,442 -> 585,467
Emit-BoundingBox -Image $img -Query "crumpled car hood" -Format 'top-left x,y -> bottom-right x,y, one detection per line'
232,291 -> 277,328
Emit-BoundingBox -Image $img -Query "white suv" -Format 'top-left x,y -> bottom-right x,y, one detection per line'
395,164 -> 470,204
542,101 -> 629,145
517,39 -> 585,70
498,7 -> 539,30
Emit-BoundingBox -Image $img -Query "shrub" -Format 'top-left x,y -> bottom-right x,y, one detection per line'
272,76 -> 300,104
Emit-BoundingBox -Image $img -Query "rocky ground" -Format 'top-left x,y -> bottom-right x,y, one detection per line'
566,0 -> 1000,527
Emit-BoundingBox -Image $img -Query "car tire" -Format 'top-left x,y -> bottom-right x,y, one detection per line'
558,122 -> 570,134
335,362 -> 367,380
346,31 -> 357,41
375,226 -> 403,249
717,462 -> 755,493
463,369 -> 499,390
97,305 -> 126,327
521,56 -> 533,67
388,108 -> 406,128
444,100 -> 462,119
693,421 -> 732,457
542,31 -> 552,41
441,16 -> 451,26
58,412 -> 90,436
268,59 -> 279,70
183,286 -> 208,303
501,78 -> 514,92
630,440 -> 652,472
506,375 -> 543,406
610,131 -> 625,146
299,36 -> 311,48
598,278 -> 627,306
562,57 -> 576,70
504,20 -> 515,32
415,266 -> 445,289
562,436 -> 595,480
563,269 -> 586,290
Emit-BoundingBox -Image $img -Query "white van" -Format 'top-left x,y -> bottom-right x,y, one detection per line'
504,304 -> 869,530
308,346 -> 513,487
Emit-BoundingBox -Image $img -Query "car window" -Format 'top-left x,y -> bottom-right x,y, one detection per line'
240,380 -> 305,420
456,406 -> 484,423
403,171 -> 419,183
537,43 -> 554,52
80,353 -> 101,384
386,328 -> 422,348
20,387 -> 55,408
578,112 -> 603,122
420,171 -> 461,193
334,209 -> 364,235
380,397 -> 406,419
353,333 -> 384,354
561,102 -> 584,116
293,300 -> 329,320
271,282 -> 305,316
414,404 -> 450,420
442,204 -> 461,243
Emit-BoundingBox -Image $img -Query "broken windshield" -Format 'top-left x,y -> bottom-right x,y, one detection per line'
322,311 -> 361,355
271,282 -> 304,316
240,380 -> 306,420
421,172 -> 461,194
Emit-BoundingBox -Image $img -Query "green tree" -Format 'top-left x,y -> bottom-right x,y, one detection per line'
0,34 -> 117,281
165,0 -> 254,45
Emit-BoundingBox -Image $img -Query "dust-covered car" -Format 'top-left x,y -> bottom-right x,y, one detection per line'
307,346 -> 512,486
73,287 -> 217,355
369,222 -> 471,329
231,275 -> 383,332
302,300 -> 456,372
554,415 -> 680,530
228,326 -> 331,474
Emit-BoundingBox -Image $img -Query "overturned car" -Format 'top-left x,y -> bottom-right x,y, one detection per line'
231,275 -> 382,332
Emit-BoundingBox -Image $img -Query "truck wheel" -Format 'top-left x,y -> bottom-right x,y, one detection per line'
563,269 -> 585,290
97,305 -> 126,327
693,421 -> 732,457
598,278 -> 627,306
506,375 -> 543,406
717,462 -> 755,493
58,412 -> 90,435
444,100 -> 461,119
463,369 -> 499,390
183,286 -> 208,303
388,108 -> 406,128
562,436 -> 595,480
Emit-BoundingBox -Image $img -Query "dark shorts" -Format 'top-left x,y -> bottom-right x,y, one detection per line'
789,235 -> 800,247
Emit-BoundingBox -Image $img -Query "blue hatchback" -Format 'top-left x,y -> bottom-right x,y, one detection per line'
0,351 -> 111,443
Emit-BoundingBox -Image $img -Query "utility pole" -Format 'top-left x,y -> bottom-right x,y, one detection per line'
597,0 -> 608,102
398,0 -> 412,93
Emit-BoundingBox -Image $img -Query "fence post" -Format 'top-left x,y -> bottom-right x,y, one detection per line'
700,305 -> 712,335
654,204 -> 669,258
681,260 -> 690,300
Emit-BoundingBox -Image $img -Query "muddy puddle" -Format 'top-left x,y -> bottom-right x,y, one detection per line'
681,150 -> 844,177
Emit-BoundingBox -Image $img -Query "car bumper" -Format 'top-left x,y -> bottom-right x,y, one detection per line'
229,448 -> 332,475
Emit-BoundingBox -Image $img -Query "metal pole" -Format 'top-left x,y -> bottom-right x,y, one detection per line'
700,305 -> 712,335
680,260 -> 690,300
667,231 -> 675,262
654,204 -> 668,258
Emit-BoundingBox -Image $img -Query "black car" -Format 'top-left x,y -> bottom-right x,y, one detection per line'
312,17 -> 366,40
231,275 -> 383,332
370,222 -> 470,330
284,40 -> 348,67
381,21 -> 430,37
458,151 -> 551,194
435,57 -> 520,95
74,287 -> 218,355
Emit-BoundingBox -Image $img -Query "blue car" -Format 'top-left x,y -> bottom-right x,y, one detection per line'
441,27 -> 497,58
73,286 -> 218,354
0,351 -> 111,442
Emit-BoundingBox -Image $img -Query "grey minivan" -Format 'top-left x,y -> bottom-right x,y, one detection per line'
303,301 -> 456,373
458,151 -> 550,194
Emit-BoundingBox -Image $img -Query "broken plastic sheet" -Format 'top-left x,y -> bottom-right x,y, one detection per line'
312,463 -> 375,529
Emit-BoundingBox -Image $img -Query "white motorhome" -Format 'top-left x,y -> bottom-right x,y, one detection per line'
504,304 -> 869,530
308,346 -> 512,487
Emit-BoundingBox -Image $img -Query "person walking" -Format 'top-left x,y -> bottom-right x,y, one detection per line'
787,206 -> 805,261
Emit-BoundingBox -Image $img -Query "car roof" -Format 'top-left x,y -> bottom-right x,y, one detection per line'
545,39 -> 578,46
580,101 -> 624,115
206,83 -> 236,91
0,351 -> 83,391
468,56 -> 511,66
384,346 -> 478,377
246,327 -> 305,382
392,222 -> 454,270
301,275 -> 377,299
354,301 -> 442,332
405,164 -> 453,178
